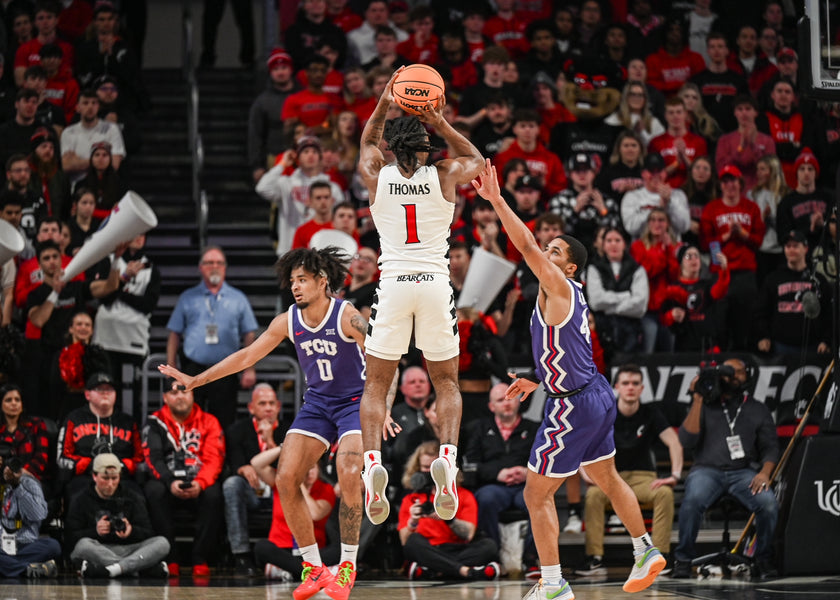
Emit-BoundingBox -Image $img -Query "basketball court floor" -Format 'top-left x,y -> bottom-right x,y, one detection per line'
1,571 -> 837,600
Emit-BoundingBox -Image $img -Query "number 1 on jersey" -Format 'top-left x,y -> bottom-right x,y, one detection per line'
402,204 -> 420,244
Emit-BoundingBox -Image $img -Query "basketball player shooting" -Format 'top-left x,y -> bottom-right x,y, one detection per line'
159,247 -> 378,600
357,67 -> 484,526
471,159 -> 666,600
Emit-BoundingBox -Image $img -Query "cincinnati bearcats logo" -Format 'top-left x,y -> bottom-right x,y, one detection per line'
814,480 -> 840,517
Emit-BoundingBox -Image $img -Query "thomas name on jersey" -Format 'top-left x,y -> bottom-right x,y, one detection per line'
388,182 -> 431,195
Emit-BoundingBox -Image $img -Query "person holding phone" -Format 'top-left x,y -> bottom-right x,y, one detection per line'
699,165 -> 765,351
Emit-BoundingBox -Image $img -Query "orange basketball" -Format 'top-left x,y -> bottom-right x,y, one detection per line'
392,65 -> 445,115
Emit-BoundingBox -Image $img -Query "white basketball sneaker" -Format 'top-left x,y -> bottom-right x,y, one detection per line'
430,455 -> 459,520
362,463 -> 390,525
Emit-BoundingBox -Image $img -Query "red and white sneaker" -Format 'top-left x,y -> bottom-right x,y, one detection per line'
430,455 -> 459,520
362,463 -> 390,525
324,561 -> 356,600
293,562 -> 334,600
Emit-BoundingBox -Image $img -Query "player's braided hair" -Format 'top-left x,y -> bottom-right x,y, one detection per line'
275,246 -> 350,292
384,116 -> 434,172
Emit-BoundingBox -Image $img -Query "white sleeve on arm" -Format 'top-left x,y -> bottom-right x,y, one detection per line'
255,165 -> 287,202
585,264 -> 627,312
107,123 -> 126,157
667,189 -> 691,234
620,190 -> 646,238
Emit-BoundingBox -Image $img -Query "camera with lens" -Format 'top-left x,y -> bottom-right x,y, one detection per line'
0,443 -> 23,473
409,471 -> 436,516
110,512 -> 127,534
173,449 -> 193,489
91,436 -> 113,456
694,364 -> 736,404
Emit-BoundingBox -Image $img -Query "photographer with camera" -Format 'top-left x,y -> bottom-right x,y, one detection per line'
142,377 -> 225,577
398,441 -> 500,581
57,372 -> 144,506
671,358 -> 780,579
0,449 -> 61,578
65,453 -> 169,578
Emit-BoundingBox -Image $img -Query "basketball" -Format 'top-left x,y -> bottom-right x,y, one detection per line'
392,65 -> 445,115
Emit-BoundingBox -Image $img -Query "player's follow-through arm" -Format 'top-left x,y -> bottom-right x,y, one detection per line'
158,312 -> 290,390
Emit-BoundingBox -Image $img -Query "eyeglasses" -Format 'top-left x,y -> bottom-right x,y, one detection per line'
98,85 -> 117,92
201,260 -> 225,266
352,254 -> 376,264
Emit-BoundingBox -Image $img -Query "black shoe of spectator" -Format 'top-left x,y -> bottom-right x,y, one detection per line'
234,554 -> 257,577
468,562 -> 500,581
576,555 -> 607,576
141,562 -> 170,579
752,558 -> 779,580
80,560 -> 110,579
670,560 -> 691,579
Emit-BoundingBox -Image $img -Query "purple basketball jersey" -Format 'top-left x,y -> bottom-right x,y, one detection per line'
529,278 -> 597,394
289,298 -> 365,405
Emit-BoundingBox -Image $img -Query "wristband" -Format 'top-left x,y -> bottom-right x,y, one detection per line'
47,291 -> 59,304
516,370 -> 541,384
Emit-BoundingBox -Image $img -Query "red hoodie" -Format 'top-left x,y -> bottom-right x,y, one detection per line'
699,197 -> 765,272
630,239 -> 680,311
143,403 -> 225,491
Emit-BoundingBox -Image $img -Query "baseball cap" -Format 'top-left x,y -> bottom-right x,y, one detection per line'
783,230 -> 808,245
570,153 -> 595,172
86,372 -> 115,390
95,74 -> 118,89
718,164 -> 743,180
267,48 -> 293,70
514,174 -> 543,191
777,47 -> 798,61
794,148 -> 820,177
92,453 -> 122,473
643,153 -> 666,172
93,0 -> 116,15
296,135 -> 322,155
164,377 -> 187,392
30,127 -> 53,152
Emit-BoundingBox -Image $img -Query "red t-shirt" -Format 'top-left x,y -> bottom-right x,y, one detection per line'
484,15 -> 530,59
296,70 -> 344,98
15,38 -> 75,77
645,47 -> 706,94
699,197 -> 765,272
292,220 -> 334,249
494,140 -> 567,198
397,36 -> 439,65
398,488 -> 478,546
343,96 -> 376,128
648,131 -> 708,188
15,254 -> 82,339
269,479 -> 336,548
45,74 -> 80,124
281,89 -> 343,128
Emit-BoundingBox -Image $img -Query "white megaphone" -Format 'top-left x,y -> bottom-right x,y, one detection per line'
309,229 -> 358,258
0,219 -> 25,265
456,247 -> 516,314
61,191 -> 158,282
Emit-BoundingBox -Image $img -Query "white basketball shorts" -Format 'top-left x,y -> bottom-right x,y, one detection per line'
364,273 -> 459,362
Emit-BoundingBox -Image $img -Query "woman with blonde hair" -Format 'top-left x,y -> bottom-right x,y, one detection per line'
605,80 -> 664,146
678,82 -> 720,145
748,155 -> 789,283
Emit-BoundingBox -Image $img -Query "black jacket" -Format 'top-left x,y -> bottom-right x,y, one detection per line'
65,481 -> 155,551
462,415 -> 539,489
224,416 -> 287,473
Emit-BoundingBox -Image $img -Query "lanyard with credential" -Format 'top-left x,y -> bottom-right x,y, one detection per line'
721,400 -> 744,436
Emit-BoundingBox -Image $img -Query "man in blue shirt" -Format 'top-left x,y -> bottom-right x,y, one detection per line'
166,246 -> 258,425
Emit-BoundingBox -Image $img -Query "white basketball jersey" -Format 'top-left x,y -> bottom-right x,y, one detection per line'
371,164 -> 453,277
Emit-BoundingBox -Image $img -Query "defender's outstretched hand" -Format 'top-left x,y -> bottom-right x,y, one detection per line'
471,158 -> 501,202
157,364 -> 195,391
505,372 -> 539,402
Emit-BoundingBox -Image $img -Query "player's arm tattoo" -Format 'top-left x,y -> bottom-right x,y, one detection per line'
448,518 -> 473,540
350,314 -> 369,338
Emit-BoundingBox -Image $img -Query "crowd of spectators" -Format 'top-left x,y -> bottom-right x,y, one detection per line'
0,0 -> 835,583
